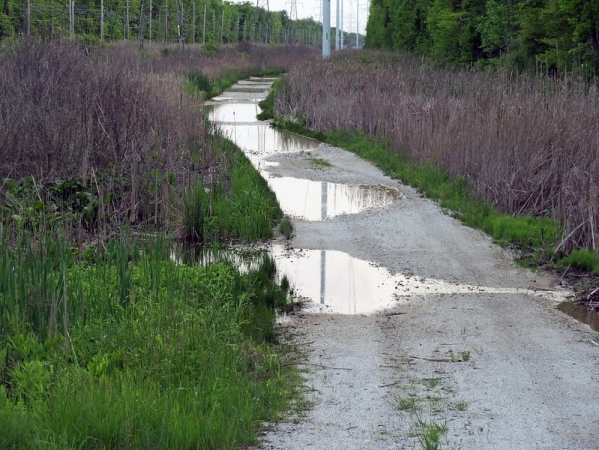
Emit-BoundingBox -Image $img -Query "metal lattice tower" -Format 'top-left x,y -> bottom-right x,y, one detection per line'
256,0 -> 269,12
314,0 -> 323,23
290,0 -> 297,20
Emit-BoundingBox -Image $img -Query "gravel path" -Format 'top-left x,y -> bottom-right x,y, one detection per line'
212,80 -> 599,449
258,144 -> 599,450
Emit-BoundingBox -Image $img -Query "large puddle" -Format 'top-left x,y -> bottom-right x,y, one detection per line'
208,80 -> 401,221
266,176 -> 400,221
272,246 -> 570,314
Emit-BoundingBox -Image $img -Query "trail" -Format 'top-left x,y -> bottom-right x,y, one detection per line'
209,80 -> 599,449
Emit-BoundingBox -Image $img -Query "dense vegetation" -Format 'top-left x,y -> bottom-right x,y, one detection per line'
274,51 -> 599,262
0,0 -> 323,46
0,40 -> 315,448
366,0 -> 599,75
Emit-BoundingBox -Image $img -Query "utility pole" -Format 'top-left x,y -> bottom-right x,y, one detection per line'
70,0 -> 74,39
148,0 -> 152,42
356,0 -> 359,48
340,0 -> 343,49
139,0 -> 146,49
192,1 -> 195,43
220,9 -> 224,43
165,0 -> 168,42
176,0 -> 184,49
126,0 -> 130,39
323,0 -> 330,58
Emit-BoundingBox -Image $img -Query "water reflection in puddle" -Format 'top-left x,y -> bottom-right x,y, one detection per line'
272,246 -> 570,315
266,176 -> 400,221
218,123 -> 318,163
558,301 -> 599,332
272,246 -> 401,314
207,102 -> 261,123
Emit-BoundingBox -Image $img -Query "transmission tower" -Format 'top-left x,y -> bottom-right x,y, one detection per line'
314,0 -> 322,23
286,0 -> 301,20
256,0 -> 269,12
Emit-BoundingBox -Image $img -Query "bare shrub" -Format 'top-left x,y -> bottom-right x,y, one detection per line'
0,40 -> 314,232
278,51 -> 599,252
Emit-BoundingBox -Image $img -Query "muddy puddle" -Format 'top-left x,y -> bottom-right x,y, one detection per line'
271,245 -> 570,315
558,301 -> 599,332
266,176 -> 400,221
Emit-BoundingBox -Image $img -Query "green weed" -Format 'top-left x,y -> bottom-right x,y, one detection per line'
308,157 -> 332,168
257,77 -> 284,121
395,395 -> 421,412
455,400 -> 468,411
410,415 -> 448,450
0,235 -> 296,449
279,217 -> 294,239
557,248 -> 599,272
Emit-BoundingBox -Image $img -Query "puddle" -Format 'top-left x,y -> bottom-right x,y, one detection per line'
272,246 -> 402,314
171,244 -> 265,273
266,176 -> 401,220
558,301 -> 599,332
218,123 -> 318,163
207,102 -> 261,123
271,245 -> 570,315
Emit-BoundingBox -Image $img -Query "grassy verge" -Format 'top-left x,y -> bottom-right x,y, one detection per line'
0,235 -> 297,449
182,131 -> 283,243
256,77 -> 284,121
273,118 -> 564,266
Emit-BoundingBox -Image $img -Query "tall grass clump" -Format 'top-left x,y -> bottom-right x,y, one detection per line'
276,51 -> 599,257
181,134 -> 283,243
0,233 -> 295,449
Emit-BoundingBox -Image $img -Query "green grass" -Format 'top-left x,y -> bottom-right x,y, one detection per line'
307,156 -> 332,168
410,416 -> 448,450
182,134 -> 283,243
279,217 -> 294,240
257,78 -> 284,121
0,234 -> 297,449
273,118 -> 565,266
557,248 -> 599,272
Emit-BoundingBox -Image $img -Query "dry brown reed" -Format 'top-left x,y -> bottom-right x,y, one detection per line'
278,51 -> 599,252
0,40 -> 313,231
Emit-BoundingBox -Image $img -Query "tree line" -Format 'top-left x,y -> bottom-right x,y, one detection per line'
0,0 -> 323,46
365,0 -> 599,74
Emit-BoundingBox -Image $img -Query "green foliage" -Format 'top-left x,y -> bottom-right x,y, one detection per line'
365,0 -> 599,73
558,248 -> 599,272
0,235 -> 296,449
257,77 -> 284,121
182,136 -> 282,243
278,217 -> 294,239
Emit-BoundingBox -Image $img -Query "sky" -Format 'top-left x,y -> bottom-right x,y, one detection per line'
229,0 -> 369,35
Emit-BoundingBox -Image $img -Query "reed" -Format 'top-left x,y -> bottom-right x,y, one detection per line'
277,51 -> 599,254
0,233 -> 295,449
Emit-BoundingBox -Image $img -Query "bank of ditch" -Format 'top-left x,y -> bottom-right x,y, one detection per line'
0,40 -> 316,449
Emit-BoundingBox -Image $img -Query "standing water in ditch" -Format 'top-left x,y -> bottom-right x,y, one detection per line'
207,79 -> 408,314
207,79 -> 571,315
